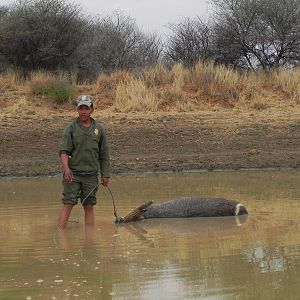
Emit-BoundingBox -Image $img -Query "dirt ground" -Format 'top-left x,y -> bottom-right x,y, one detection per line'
1,102 -> 300,177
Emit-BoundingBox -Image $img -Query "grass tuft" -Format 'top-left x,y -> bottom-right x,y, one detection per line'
141,63 -> 171,87
93,70 -> 132,104
0,69 -> 23,90
114,79 -> 158,112
270,68 -> 300,104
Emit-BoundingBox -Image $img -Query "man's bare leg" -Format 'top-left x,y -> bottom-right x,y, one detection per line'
58,204 -> 74,228
84,204 -> 94,226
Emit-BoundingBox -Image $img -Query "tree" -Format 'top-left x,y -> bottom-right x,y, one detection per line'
0,0 -> 90,72
211,0 -> 300,69
0,5 -> 8,17
73,12 -> 162,77
164,17 -> 213,66
0,6 -> 8,71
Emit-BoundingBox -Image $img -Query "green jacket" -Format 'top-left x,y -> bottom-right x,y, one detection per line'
59,117 -> 111,177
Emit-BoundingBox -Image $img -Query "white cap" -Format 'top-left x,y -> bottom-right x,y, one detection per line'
76,95 -> 93,107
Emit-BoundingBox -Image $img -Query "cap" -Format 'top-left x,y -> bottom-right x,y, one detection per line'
76,95 -> 93,107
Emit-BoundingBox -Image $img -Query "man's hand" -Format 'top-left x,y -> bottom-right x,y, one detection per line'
64,167 -> 73,183
60,153 -> 73,183
101,177 -> 109,187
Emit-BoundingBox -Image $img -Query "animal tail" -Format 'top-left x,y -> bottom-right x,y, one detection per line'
235,203 -> 248,216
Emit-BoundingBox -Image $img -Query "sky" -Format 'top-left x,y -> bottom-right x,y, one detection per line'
1,0 -> 212,36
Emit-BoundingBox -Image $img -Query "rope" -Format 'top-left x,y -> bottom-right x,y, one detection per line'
105,185 -> 118,219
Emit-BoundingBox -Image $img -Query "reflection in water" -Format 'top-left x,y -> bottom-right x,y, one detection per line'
0,170 -> 300,299
122,215 -> 248,238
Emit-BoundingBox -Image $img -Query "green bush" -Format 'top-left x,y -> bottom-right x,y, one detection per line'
30,74 -> 76,104
45,81 -> 75,104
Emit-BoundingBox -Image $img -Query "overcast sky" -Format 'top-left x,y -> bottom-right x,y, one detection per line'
1,0 -> 212,36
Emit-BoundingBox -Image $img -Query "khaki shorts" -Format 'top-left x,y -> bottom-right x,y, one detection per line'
62,174 -> 99,206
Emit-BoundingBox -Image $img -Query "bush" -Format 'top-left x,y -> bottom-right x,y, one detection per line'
45,81 -> 75,104
30,72 -> 76,104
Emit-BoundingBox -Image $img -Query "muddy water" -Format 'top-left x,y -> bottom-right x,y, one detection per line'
0,169 -> 299,300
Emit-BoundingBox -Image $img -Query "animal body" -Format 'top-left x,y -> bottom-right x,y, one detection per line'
117,197 -> 248,223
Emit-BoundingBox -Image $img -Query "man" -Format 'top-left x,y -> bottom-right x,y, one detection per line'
58,95 -> 111,228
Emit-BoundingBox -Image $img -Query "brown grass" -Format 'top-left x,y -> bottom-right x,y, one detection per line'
0,69 -> 24,91
0,63 -> 299,114
92,70 -> 132,103
141,63 -> 171,87
270,68 -> 300,104
29,71 -> 57,94
114,78 -> 158,112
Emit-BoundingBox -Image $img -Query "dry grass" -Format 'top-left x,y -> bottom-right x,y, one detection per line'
0,69 -> 24,91
0,63 -> 300,114
152,64 -> 188,111
94,70 -> 132,92
29,71 -> 57,93
188,61 -> 242,106
9,95 -> 28,112
270,68 -> 300,104
114,78 -> 158,112
170,63 -> 188,92
141,63 -> 171,87
93,70 -> 132,103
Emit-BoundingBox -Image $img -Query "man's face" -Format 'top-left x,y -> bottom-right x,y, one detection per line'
77,105 -> 93,122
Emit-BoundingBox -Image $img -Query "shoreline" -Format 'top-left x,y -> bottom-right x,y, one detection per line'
1,166 -> 299,180
1,110 -> 300,178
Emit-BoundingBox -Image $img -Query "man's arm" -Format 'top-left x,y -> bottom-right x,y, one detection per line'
99,128 -> 111,182
60,153 -> 73,183
59,123 -> 74,183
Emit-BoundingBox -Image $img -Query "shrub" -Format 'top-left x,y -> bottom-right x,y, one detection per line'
30,72 -> 76,104
45,81 -> 75,104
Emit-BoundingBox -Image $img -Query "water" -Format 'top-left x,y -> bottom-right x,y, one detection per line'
0,169 -> 299,300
